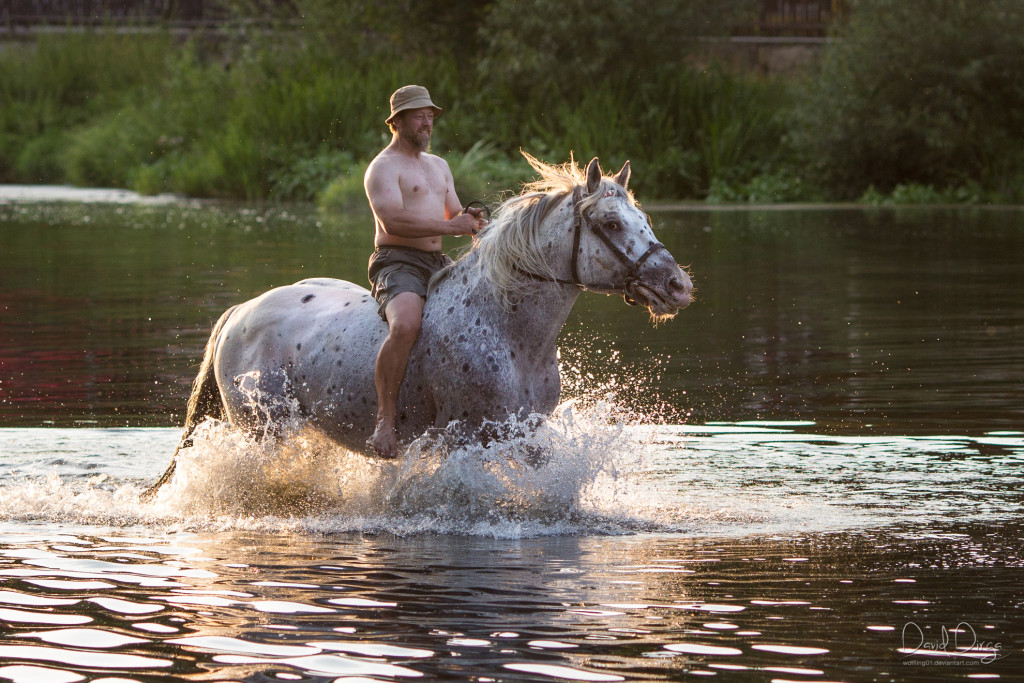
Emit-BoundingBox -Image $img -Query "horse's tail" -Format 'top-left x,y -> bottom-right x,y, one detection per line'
141,305 -> 236,501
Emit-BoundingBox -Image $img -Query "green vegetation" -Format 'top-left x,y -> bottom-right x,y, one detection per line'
797,0 -> 1024,202
1,0 -> 1021,205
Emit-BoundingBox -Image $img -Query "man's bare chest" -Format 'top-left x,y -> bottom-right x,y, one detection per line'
398,167 -> 447,204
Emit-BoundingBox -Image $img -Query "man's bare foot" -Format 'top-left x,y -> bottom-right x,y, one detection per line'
368,418 -> 399,459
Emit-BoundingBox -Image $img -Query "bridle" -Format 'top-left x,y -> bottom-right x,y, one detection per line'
515,185 -> 669,307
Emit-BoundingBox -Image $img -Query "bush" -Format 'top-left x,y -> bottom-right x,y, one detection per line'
861,182 -> 983,206
445,141 -> 535,205
12,132 -> 67,183
270,149 -> 356,202
64,109 -> 163,187
319,164 -> 369,213
797,0 -> 1024,200
707,170 -> 818,204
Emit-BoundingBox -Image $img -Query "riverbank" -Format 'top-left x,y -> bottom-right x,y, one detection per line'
7,184 -> 1024,217
0,184 -> 179,204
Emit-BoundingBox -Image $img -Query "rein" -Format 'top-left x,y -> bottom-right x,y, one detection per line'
515,185 -> 668,307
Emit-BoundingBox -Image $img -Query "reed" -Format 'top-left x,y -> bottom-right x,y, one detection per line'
0,30 -> 172,182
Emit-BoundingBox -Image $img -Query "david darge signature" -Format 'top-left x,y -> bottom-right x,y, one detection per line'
901,621 -> 1005,664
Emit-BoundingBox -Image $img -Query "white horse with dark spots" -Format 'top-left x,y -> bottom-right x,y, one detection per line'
144,155 -> 692,498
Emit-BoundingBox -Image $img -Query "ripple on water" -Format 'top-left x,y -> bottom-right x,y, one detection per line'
0,525 -> 1019,681
0,608 -> 92,625
0,666 -> 86,683
503,663 -> 625,681
0,645 -> 171,669
15,628 -> 148,648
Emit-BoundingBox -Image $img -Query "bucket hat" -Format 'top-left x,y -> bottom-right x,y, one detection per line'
385,85 -> 442,125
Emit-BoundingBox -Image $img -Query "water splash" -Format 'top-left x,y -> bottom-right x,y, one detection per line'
7,416 -> 1017,538
147,400 -> 664,537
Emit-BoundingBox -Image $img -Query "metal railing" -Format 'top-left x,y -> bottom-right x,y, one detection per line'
2,0 -> 231,29
3,1 -> 847,36
740,0 -> 848,37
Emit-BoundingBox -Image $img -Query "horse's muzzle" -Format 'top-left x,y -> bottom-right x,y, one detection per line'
631,266 -> 692,318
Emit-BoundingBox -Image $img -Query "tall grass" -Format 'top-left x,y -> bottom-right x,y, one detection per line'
0,23 -> 803,202
0,30 -> 173,183
453,65 -> 794,200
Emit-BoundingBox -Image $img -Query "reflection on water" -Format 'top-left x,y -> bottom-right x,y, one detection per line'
0,421 -> 1020,679
0,524 -> 1019,681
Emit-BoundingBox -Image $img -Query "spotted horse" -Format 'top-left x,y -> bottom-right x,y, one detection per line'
144,154 -> 693,498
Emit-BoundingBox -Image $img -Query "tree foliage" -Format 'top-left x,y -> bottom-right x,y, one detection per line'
477,0 -> 749,99
798,0 -> 1024,199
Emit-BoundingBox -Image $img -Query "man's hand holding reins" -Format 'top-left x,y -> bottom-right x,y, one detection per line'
451,208 -> 485,236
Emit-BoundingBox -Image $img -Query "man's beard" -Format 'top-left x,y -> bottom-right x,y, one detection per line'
401,127 -> 431,152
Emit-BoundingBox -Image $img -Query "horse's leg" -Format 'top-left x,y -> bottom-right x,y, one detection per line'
427,408 -> 549,467
476,411 -> 549,467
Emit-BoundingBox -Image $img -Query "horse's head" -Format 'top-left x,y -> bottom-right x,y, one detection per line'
471,153 -> 692,320
573,157 -> 692,320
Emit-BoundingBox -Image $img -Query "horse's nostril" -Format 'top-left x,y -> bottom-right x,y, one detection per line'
669,272 -> 693,292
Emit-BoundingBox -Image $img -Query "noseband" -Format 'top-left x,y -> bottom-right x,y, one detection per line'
517,185 -> 668,306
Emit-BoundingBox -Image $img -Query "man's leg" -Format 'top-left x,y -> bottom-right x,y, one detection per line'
370,291 -> 424,458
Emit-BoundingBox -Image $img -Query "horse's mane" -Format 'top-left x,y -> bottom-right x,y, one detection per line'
468,152 -> 636,302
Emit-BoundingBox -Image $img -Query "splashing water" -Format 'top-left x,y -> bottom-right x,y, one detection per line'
146,400 -> 661,537
4,404 -> 1019,539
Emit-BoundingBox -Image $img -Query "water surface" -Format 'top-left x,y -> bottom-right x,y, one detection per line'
0,194 -> 1022,680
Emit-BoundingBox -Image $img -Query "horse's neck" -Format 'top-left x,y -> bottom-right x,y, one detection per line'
437,252 -> 579,351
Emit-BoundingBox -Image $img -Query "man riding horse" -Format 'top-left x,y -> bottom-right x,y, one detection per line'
364,85 -> 485,459
142,100 -> 692,500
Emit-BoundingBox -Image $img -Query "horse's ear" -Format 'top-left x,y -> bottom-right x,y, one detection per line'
614,160 -> 631,190
585,157 -> 602,194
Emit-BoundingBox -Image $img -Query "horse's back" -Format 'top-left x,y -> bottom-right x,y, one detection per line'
222,278 -> 381,349
294,277 -> 369,293
212,278 -> 387,442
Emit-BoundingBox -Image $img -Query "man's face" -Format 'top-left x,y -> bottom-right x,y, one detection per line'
397,108 -> 434,152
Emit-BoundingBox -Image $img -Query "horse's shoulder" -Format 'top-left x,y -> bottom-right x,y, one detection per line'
425,258 -> 478,310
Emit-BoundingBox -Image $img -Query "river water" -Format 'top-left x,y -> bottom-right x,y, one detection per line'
0,191 -> 1021,680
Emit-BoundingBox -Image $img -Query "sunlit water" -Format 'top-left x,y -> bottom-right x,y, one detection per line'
1,192 -> 1022,679
1,418 -> 1021,681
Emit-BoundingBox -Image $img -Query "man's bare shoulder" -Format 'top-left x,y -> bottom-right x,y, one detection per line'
422,152 -> 450,169
365,149 -> 400,178
419,153 -> 453,182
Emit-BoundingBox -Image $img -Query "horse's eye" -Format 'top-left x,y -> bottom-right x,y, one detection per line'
605,220 -> 621,231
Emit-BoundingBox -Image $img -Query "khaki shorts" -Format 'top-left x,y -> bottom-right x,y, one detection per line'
368,245 -> 453,321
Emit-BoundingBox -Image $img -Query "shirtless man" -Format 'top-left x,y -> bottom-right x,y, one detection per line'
364,85 -> 484,458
